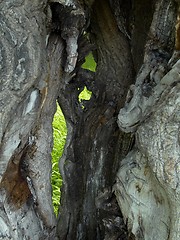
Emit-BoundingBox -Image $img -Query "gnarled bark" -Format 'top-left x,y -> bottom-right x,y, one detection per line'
0,0 -> 179,239
115,0 -> 180,239
56,0 -> 134,239
0,1 -> 63,239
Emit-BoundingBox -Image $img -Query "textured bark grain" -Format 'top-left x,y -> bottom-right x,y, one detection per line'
1,0 -> 180,239
57,0 -> 134,239
115,0 -> 180,239
0,1 -> 64,239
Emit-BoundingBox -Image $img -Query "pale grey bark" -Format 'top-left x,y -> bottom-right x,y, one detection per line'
0,1 -> 63,239
0,0 -> 180,239
115,0 -> 180,239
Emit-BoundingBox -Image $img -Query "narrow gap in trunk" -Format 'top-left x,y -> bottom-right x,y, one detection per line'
51,52 -> 96,215
82,52 -> 97,72
78,52 -> 96,108
51,104 -> 67,216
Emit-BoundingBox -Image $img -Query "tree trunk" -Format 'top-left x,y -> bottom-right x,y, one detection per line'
114,0 -> 180,239
0,1 -> 63,239
0,0 -> 180,240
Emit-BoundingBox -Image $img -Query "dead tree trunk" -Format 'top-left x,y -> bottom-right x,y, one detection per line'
114,0 -> 180,239
56,0 -> 134,238
0,1 -> 63,239
0,0 -> 179,239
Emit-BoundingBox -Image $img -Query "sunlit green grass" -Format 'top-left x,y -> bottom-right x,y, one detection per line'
51,52 -> 96,215
51,105 -> 67,215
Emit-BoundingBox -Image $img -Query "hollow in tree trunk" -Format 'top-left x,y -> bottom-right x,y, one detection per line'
0,0 -> 180,239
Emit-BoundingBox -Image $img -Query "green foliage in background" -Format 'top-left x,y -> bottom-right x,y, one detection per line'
79,86 -> 92,104
82,52 -> 96,72
51,52 -> 96,215
51,105 -> 67,215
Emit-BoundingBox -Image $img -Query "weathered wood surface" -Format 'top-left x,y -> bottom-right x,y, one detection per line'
0,0 -> 180,239
56,0 -> 134,239
0,1 -> 63,239
115,0 -> 180,239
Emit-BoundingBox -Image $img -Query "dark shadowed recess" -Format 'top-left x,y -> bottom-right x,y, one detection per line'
49,0 -> 156,239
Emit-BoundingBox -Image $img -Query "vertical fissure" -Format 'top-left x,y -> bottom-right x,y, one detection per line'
51,51 -> 96,215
